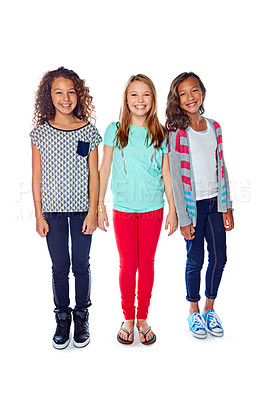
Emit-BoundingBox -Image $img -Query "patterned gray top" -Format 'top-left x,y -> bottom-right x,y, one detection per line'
30,121 -> 102,212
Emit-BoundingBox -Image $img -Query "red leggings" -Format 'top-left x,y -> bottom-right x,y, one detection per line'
113,208 -> 163,320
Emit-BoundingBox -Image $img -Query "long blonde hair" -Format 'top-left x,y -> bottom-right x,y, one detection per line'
115,74 -> 167,149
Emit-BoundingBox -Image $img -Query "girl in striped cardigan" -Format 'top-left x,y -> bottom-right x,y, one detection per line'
166,72 -> 234,339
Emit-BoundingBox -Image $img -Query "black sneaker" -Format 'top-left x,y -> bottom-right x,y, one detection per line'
73,309 -> 90,348
52,312 -> 72,349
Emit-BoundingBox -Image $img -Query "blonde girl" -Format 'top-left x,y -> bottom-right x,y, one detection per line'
98,74 -> 178,345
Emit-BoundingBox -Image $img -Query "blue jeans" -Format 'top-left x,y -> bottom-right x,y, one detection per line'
185,197 -> 227,302
43,212 -> 92,313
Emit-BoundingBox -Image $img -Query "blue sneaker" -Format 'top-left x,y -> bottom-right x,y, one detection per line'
202,309 -> 224,337
188,312 -> 207,339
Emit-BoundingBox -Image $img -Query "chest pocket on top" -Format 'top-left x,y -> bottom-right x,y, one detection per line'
77,140 -> 90,157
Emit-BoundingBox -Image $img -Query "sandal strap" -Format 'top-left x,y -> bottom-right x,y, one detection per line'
119,322 -> 134,337
137,326 -> 151,337
120,327 -> 134,335
143,327 -> 151,336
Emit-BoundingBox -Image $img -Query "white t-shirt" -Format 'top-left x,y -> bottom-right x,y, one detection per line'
187,120 -> 218,201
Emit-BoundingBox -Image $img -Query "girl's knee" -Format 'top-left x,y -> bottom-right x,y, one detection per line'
52,257 -> 70,275
186,253 -> 204,271
72,259 -> 90,277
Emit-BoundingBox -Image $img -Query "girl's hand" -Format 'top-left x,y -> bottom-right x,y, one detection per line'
180,224 -> 195,240
82,212 -> 97,235
36,217 -> 49,237
98,211 -> 109,232
165,212 -> 178,236
223,209 -> 234,231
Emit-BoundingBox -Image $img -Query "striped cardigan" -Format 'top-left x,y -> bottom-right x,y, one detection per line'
168,118 -> 232,227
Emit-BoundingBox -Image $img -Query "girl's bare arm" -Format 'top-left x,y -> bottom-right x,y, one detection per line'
31,142 -> 49,237
161,153 -> 178,236
98,145 -> 114,231
82,147 -> 99,235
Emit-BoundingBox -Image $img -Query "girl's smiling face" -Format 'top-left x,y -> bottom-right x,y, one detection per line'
127,81 -> 153,125
178,76 -> 203,116
51,77 -> 78,116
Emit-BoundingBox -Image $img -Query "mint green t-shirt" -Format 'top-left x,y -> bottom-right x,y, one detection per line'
104,122 -> 168,213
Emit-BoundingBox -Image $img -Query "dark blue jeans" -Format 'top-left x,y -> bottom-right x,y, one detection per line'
185,197 -> 227,302
43,212 -> 92,313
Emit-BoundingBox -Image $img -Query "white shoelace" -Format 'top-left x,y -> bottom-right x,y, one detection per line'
207,310 -> 222,329
193,314 -> 206,331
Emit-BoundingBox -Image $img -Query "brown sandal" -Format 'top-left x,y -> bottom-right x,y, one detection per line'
136,325 -> 156,345
117,322 -> 134,345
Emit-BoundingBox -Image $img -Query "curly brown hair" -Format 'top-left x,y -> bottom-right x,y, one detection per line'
115,74 -> 167,150
165,72 -> 206,131
33,66 -> 95,126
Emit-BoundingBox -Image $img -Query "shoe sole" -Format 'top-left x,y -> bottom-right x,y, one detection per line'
52,338 -> 70,349
189,329 -> 207,339
73,336 -> 90,348
207,328 -> 224,337
117,334 -> 134,345
140,334 -> 156,345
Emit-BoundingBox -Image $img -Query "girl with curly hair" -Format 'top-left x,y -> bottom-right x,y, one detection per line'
30,67 -> 102,349
166,72 -> 234,339
98,74 -> 178,345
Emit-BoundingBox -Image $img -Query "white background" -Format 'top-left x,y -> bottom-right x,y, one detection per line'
1,0 -> 265,398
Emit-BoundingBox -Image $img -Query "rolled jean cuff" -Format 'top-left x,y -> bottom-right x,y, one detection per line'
186,295 -> 201,303
205,292 -> 217,300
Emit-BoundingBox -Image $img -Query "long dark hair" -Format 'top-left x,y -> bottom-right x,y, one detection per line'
33,66 -> 95,126
165,72 -> 206,131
